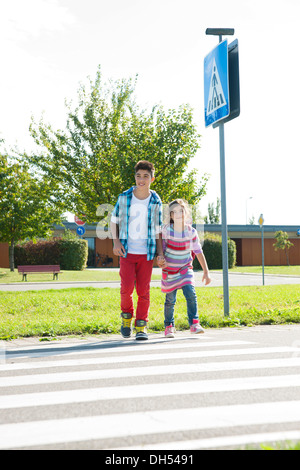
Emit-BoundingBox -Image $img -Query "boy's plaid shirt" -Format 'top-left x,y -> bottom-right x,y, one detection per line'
111,186 -> 162,261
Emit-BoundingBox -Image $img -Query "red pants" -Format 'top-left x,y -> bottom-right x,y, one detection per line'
119,254 -> 153,324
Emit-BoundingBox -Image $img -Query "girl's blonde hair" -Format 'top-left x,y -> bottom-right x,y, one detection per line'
166,199 -> 192,225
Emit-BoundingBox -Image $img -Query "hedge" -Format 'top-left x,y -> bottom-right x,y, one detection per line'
58,239 -> 88,271
193,233 -> 236,270
14,238 -> 88,271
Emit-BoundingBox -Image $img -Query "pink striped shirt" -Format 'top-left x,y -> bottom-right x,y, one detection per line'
161,224 -> 202,293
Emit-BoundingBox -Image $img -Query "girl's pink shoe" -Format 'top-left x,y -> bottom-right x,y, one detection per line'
164,325 -> 175,338
190,319 -> 204,334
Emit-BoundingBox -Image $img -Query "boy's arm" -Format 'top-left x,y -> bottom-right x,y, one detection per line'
110,220 -> 126,257
156,232 -> 166,268
196,252 -> 211,285
110,196 -> 126,257
156,232 -> 164,257
156,201 -> 166,267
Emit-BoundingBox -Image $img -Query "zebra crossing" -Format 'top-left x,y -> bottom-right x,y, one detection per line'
1,329 -> 300,450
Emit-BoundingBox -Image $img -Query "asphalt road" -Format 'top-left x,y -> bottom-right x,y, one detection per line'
0,269 -> 299,291
1,324 -> 300,450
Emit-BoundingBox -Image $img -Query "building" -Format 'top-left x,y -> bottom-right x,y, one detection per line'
1,223 -> 300,269
205,225 -> 300,266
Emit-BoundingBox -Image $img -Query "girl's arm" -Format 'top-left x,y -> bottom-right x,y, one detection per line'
195,252 -> 211,286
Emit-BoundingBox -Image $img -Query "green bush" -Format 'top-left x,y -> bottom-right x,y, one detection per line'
193,233 -> 236,270
14,239 -> 61,266
58,239 -> 88,271
14,237 -> 88,271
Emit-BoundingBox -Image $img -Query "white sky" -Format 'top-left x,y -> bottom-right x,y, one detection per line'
1,0 -> 300,226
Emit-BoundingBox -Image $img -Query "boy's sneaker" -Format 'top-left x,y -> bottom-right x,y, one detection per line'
190,319 -> 205,334
135,320 -> 148,341
120,312 -> 133,338
164,325 -> 175,338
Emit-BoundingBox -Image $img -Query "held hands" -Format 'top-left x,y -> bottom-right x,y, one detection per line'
157,255 -> 167,268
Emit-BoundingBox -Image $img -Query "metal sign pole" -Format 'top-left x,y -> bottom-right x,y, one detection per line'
218,33 -> 229,316
219,120 -> 230,315
205,28 -> 236,317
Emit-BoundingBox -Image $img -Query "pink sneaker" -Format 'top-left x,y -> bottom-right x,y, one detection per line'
164,325 -> 175,338
190,320 -> 204,334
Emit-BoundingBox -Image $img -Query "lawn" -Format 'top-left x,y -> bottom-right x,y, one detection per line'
0,268 -> 161,283
0,284 -> 300,340
1,266 -> 299,284
230,266 -> 300,276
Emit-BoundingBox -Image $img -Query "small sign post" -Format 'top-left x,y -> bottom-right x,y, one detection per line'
74,215 -> 86,238
74,215 -> 86,226
76,226 -> 86,237
259,214 -> 265,286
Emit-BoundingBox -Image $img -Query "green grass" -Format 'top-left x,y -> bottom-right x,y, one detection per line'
230,266 -> 300,276
242,440 -> 300,450
0,284 -> 300,340
0,268 -> 161,283
259,441 -> 300,450
1,266 -> 299,284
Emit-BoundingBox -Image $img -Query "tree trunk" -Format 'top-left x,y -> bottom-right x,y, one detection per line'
285,248 -> 290,266
9,240 -> 15,272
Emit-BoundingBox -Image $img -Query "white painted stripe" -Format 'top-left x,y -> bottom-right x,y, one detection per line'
1,401 -> 300,449
1,374 -> 300,410
1,357 -> 300,387
0,346 -> 295,372
5,336 -> 214,358
4,339 -> 250,359
113,430 -> 300,450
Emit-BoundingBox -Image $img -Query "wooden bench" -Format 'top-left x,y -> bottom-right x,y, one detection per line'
18,265 -> 61,282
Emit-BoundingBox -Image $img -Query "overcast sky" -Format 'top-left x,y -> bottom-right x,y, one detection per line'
1,0 -> 300,226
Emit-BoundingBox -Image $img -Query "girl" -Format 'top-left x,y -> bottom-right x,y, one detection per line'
158,199 -> 211,338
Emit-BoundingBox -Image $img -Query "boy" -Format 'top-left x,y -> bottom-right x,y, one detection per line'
110,160 -> 164,340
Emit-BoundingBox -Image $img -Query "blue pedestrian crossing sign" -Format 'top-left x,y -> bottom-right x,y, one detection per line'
204,40 -> 230,127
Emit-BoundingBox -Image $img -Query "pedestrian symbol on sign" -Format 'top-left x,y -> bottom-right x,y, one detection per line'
207,59 -> 226,115
204,39 -> 230,127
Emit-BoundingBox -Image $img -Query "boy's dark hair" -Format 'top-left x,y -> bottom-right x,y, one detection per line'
134,160 -> 155,178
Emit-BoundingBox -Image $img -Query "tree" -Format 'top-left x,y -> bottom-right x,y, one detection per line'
273,231 -> 294,266
28,66 -> 208,222
204,198 -> 220,224
0,154 -> 65,271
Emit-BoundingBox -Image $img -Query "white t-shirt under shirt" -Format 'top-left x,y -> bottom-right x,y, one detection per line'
127,193 -> 150,254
